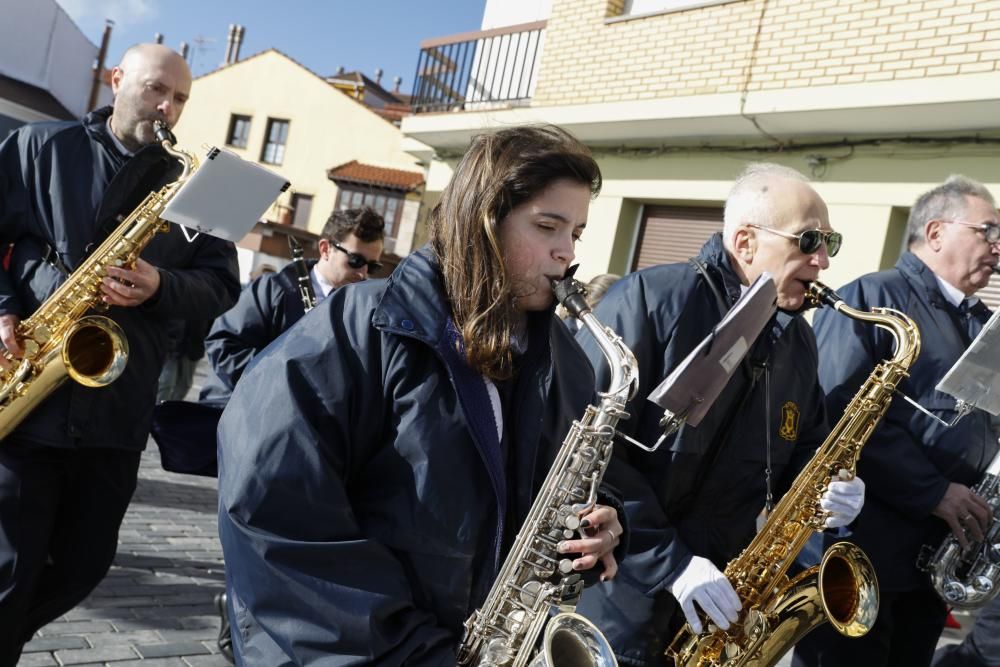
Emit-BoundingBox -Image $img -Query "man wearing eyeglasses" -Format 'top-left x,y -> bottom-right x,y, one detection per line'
575,163 -> 865,666
196,205 -> 384,661
793,175 -> 1000,667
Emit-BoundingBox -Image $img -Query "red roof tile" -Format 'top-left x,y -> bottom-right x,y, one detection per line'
327,160 -> 424,192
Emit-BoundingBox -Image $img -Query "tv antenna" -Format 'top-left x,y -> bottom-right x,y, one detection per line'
190,34 -> 217,73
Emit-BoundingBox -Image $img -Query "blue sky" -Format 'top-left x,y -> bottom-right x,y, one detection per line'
58,0 -> 485,93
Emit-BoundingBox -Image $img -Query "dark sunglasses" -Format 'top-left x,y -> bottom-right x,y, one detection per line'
332,242 -> 383,273
747,224 -> 843,257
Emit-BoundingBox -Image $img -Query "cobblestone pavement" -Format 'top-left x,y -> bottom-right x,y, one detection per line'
19,446 -> 229,667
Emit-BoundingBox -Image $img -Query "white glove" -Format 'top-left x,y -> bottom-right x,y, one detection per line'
821,474 -> 866,529
668,555 -> 742,634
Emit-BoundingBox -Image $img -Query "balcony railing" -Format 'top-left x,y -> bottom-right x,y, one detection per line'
410,21 -> 546,114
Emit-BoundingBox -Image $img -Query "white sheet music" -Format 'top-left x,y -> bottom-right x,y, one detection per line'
936,308 -> 1000,416
161,147 -> 289,241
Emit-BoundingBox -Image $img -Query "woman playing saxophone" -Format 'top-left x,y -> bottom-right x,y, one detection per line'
216,125 -> 625,665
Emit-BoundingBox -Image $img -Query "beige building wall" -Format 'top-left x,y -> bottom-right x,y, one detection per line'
173,50 -> 421,235
535,0 -> 1000,105
565,145 -> 1000,286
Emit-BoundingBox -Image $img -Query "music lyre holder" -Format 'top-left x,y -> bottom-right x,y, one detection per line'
907,307 -> 1000,426
640,273 -> 779,452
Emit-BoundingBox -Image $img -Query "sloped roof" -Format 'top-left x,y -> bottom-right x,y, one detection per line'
193,48 -> 403,128
327,160 -> 424,192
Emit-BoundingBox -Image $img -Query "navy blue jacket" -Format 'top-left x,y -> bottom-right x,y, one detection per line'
200,260 -> 315,404
0,107 -> 239,450
812,251 -> 999,591
576,234 -> 827,666
217,247 -> 625,665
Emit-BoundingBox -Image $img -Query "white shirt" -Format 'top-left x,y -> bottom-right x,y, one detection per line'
309,265 -> 336,301
934,274 -> 979,309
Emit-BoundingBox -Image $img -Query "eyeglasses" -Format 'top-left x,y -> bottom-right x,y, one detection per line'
332,242 -> 383,273
938,219 -> 1000,244
746,223 -> 843,257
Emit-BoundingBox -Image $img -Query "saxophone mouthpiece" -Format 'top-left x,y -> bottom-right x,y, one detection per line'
805,280 -> 843,309
153,120 -> 177,148
551,265 -> 590,318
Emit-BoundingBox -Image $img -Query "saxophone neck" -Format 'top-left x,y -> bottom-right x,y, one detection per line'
807,280 -> 921,367
551,272 -> 638,405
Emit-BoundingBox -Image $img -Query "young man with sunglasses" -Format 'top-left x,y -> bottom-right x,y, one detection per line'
574,163 -> 865,665
793,175 -> 1000,667
200,206 -> 385,405
196,206 -> 383,661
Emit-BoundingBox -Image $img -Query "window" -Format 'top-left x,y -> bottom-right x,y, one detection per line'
623,0 -> 737,16
290,193 -> 313,228
261,118 -> 290,165
226,114 -> 251,148
335,185 -> 405,237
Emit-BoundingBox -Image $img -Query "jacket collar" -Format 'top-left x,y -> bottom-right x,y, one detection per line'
372,245 -> 452,345
697,233 -> 747,305
897,251 -> 953,310
698,232 -> 800,345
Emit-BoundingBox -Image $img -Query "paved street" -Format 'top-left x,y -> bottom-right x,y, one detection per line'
19,446 -> 229,667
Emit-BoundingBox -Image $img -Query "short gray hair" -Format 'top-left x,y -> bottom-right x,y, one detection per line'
907,175 -> 996,248
723,163 -> 810,249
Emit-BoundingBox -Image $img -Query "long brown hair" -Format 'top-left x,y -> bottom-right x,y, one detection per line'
429,125 -> 601,380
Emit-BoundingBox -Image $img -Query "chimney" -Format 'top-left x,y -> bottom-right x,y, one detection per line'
179,41 -> 189,62
231,25 -> 245,63
153,32 -> 164,44
88,19 -> 114,111
374,67 -> 383,85
393,76 -> 402,93
336,66 -> 345,75
222,24 -> 236,65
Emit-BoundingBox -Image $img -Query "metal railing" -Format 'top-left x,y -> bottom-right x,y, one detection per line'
411,21 -> 546,113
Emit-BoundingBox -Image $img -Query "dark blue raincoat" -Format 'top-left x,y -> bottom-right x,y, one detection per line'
0,106 -> 239,450
217,246 -> 625,665
810,251 -> 999,592
200,259 -> 316,404
575,234 -> 827,666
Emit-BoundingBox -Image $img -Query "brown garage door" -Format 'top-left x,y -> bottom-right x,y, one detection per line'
979,273 -> 1000,311
633,205 -> 724,271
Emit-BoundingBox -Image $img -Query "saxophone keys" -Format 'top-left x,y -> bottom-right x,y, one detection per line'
33,326 -> 52,345
558,558 -> 575,575
22,340 -> 39,358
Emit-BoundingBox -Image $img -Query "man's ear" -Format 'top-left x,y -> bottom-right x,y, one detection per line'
110,67 -> 124,95
732,225 -> 755,263
317,238 -> 330,259
924,220 -> 944,251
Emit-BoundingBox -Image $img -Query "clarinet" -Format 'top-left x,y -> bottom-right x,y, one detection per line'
287,235 -> 317,312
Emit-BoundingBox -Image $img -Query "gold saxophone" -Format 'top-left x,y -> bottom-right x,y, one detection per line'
0,121 -> 196,441
666,280 -> 921,667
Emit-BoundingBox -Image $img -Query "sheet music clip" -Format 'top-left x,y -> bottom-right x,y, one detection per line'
643,272 -> 779,451
905,308 -> 1000,426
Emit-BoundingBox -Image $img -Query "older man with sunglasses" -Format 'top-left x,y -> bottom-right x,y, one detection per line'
196,205 -> 384,661
574,163 -> 864,666
793,175 -> 1000,667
